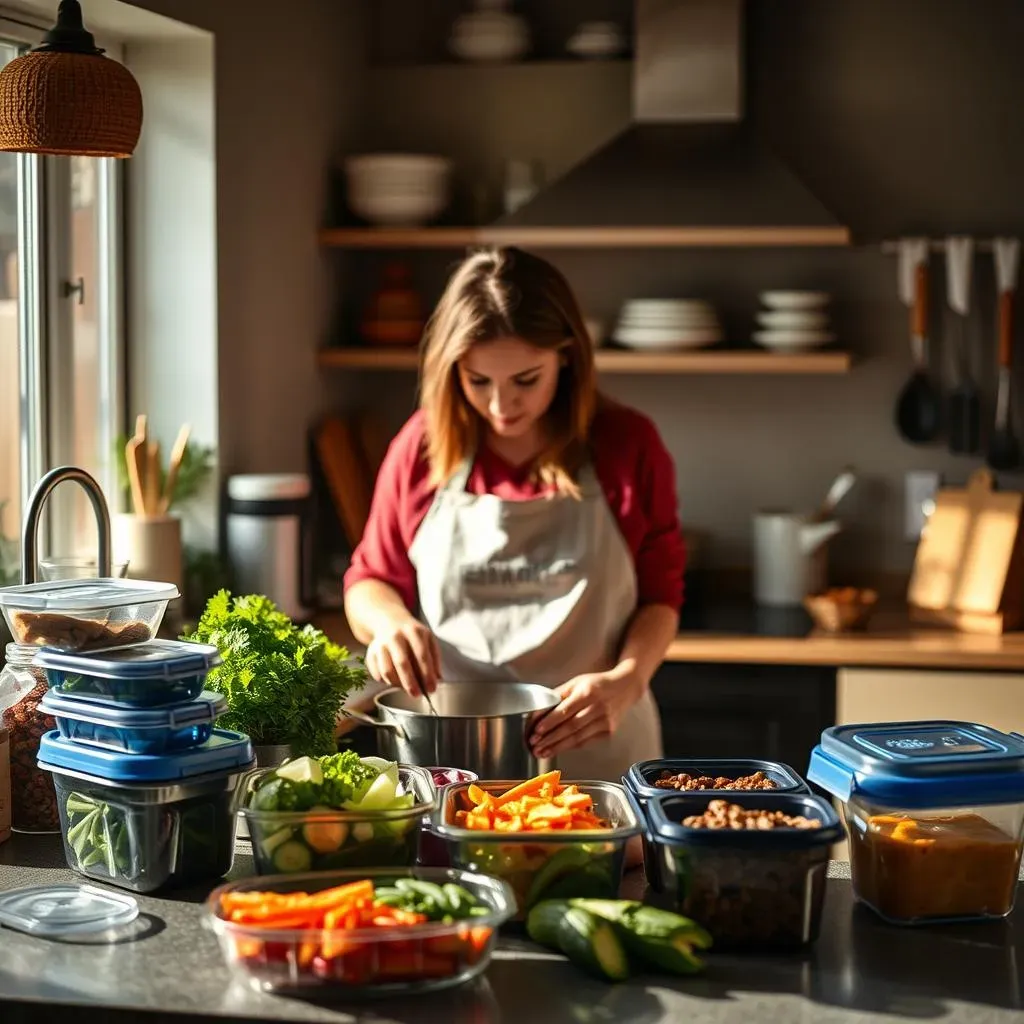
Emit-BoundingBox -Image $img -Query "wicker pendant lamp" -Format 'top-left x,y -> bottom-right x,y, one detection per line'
0,0 -> 142,158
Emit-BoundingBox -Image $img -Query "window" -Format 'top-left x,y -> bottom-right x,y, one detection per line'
0,18 -> 125,581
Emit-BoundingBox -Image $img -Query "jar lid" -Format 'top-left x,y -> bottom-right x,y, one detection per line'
808,720 -> 1024,808
34,639 -> 221,680
38,728 -> 254,782
0,883 -> 138,938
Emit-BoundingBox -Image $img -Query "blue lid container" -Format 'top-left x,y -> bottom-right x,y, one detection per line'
808,720 -> 1024,809
40,689 -> 228,756
38,728 -> 253,783
35,639 -> 222,708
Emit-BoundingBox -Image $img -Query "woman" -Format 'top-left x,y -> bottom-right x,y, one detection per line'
344,247 -> 684,781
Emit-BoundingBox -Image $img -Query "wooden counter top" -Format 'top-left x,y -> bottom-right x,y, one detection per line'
314,608 -> 1024,673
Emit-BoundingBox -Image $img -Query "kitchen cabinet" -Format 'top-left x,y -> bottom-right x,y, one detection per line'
837,667 -> 1024,735
650,662 -> 835,773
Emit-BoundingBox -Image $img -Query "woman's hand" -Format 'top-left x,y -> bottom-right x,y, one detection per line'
365,615 -> 442,697
528,667 -> 646,760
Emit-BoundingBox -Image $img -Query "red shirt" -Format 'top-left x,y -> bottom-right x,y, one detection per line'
344,402 -> 686,613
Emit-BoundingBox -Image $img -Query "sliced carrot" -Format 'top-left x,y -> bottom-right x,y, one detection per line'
492,770 -> 561,807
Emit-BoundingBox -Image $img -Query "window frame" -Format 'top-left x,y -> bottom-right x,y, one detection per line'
0,12 -> 128,557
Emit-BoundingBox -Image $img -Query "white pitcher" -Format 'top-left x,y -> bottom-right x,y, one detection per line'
753,511 -> 842,607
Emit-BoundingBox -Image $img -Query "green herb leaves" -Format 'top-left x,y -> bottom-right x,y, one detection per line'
182,591 -> 366,756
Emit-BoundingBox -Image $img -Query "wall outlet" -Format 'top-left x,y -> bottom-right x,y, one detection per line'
905,471 -> 941,541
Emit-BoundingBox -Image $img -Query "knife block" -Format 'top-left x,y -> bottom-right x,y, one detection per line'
907,469 -> 1024,634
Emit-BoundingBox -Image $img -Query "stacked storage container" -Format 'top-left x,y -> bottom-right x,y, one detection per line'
0,578 -> 252,894
34,637 -> 254,893
623,757 -> 841,949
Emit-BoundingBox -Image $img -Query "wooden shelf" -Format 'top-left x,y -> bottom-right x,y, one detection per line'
318,225 -> 851,250
318,348 -> 853,375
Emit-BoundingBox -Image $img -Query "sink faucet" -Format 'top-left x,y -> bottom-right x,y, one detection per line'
21,466 -> 112,584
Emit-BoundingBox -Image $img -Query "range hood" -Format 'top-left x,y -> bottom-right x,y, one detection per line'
499,0 -> 849,245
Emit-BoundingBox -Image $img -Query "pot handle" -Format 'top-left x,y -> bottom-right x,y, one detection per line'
343,707 -> 406,738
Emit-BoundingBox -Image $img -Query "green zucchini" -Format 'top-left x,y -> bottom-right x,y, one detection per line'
272,840 -> 313,873
556,908 -> 630,982
526,899 -> 571,949
525,845 -> 592,907
569,899 -> 711,975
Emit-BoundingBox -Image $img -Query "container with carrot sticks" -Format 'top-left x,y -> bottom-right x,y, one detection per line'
206,866 -> 514,995
429,770 -> 641,920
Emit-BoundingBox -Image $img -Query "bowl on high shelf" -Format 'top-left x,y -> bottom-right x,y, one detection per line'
344,154 -> 453,228
803,587 -> 878,633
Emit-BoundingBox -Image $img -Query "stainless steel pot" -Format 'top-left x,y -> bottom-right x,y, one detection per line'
346,681 -> 559,779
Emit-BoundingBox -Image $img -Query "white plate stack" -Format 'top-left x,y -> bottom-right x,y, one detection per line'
612,299 -> 722,351
754,292 -> 835,352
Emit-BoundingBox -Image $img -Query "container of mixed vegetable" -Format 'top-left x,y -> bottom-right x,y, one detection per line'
430,770 -> 640,920
207,866 -> 514,995
240,752 -> 436,874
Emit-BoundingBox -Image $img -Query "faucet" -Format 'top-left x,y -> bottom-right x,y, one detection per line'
21,466 -> 112,584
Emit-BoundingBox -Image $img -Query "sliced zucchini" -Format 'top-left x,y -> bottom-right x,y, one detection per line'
526,899 -> 572,949
557,907 -> 630,982
272,840 -> 313,873
259,825 -> 295,857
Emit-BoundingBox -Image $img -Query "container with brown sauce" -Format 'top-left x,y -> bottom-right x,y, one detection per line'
809,720 -> 1024,924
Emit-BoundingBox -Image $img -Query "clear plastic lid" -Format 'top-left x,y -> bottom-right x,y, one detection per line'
0,577 -> 179,612
0,883 -> 138,938
35,639 -> 222,680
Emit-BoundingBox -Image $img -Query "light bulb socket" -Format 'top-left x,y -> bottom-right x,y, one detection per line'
35,1 -> 104,57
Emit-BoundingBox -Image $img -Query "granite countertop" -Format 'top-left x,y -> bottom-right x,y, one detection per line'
2,833 -> 1022,1024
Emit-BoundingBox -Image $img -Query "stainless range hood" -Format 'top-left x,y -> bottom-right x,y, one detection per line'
498,0 -> 850,246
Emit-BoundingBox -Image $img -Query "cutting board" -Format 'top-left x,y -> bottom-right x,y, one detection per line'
314,416 -> 373,550
907,469 -> 1024,633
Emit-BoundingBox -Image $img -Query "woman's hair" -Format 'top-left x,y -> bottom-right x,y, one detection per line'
419,247 -> 597,497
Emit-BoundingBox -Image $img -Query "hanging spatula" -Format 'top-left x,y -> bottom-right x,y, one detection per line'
946,236 -> 980,454
988,238 -> 1021,471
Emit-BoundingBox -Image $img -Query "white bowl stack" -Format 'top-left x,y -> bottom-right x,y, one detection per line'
345,154 -> 453,227
612,299 -> 722,351
754,292 -> 835,353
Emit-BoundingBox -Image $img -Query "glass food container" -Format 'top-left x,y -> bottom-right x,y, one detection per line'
0,643 -> 59,832
0,578 -> 178,653
207,866 -> 514,996
643,790 -> 843,949
430,779 -> 640,921
240,765 -> 436,875
40,688 -> 227,755
808,720 -> 1024,925
33,639 -> 221,708
623,757 -> 809,892
38,727 -> 254,893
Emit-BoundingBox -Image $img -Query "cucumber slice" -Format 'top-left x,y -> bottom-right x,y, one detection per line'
272,840 -> 313,873
260,825 -> 295,857
275,756 -> 323,786
557,907 -> 630,982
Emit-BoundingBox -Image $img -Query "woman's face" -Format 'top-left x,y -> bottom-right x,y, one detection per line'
458,336 -> 562,441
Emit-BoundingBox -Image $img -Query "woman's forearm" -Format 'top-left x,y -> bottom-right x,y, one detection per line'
610,603 -> 679,689
344,578 -> 414,645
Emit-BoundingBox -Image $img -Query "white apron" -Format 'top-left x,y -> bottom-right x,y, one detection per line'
408,457 -> 663,781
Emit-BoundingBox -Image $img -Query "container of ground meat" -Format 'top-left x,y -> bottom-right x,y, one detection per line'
642,791 -> 842,949
809,720 -> 1024,926
623,759 -> 808,892
0,578 -> 179,654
